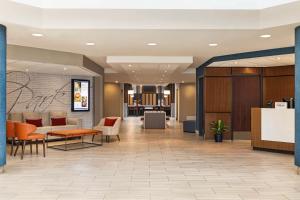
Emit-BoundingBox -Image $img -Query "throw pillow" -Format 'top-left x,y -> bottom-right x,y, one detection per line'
51,118 -> 67,126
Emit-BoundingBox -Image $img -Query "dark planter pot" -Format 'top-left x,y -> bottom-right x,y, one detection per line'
214,133 -> 223,142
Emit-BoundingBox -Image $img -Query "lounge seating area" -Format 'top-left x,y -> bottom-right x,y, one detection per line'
5,115 -> 122,159
8,111 -> 82,135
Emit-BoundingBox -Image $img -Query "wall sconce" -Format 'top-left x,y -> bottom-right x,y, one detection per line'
128,90 -> 134,95
164,90 -> 170,95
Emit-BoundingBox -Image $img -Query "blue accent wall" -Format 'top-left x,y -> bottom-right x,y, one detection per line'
196,66 -> 205,135
0,25 -> 6,167
295,26 -> 300,166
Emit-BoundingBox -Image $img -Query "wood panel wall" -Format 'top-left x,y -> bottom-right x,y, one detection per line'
204,69 -> 232,139
205,77 -> 232,113
263,66 -> 295,106
202,66 -> 294,140
232,76 -> 261,131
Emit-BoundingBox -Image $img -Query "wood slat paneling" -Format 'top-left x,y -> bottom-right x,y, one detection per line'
232,76 -> 261,131
232,67 -> 261,75
263,76 -> 294,106
205,67 -> 231,77
205,77 -> 232,113
263,65 -> 294,76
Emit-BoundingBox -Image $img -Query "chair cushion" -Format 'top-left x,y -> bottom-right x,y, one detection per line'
51,118 -> 67,126
26,119 -> 43,127
104,118 -> 117,126
28,133 -> 45,140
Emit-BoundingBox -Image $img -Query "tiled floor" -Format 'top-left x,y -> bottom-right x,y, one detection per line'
1,118 -> 300,200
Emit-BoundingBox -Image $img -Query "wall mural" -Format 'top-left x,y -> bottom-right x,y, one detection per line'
7,71 -> 70,113
6,71 -> 93,128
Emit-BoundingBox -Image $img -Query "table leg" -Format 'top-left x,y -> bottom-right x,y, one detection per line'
46,134 -> 48,148
64,137 -> 68,151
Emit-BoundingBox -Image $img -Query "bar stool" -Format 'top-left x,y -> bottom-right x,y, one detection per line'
14,123 -> 46,160
6,121 -> 16,156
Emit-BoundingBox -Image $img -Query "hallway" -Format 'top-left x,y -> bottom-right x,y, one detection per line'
0,118 -> 298,200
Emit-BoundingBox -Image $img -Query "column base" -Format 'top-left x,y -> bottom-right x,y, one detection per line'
0,166 -> 4,173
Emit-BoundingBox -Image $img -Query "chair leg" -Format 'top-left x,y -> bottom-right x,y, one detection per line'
36,140 -> 38,155
10,138 -> 14,156
14,141 -> 20,157
42,139 -> 46,158
92,135 -> 95,142
30,140 -> 32,154
117,135 -> 120,141
21,140 -> 26,160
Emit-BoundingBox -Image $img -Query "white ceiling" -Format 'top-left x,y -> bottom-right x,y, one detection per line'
7,60 -> 99,76
106,56 -> 193,84
11,0 -> 298,9
209,54 -> 295,67
1,0 -> 300,83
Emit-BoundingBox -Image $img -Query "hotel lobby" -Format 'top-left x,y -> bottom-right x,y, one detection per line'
1,0 -> 300,200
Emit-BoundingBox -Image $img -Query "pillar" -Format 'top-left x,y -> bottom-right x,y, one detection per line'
295,26 -> 300,167
0,24 -> 7,172
196,66 -> 205,137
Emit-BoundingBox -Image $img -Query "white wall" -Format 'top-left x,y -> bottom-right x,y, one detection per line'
7,71 -> 94,128
179,83 -> 196,122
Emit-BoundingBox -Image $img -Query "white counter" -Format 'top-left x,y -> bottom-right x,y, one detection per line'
261,108 -> 295,143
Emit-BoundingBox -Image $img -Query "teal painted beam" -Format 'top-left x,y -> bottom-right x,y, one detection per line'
0,25 -> 6,168
295,26 -> 300,167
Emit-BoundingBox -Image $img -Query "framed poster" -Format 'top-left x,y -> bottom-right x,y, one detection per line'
71,79 -> 90,112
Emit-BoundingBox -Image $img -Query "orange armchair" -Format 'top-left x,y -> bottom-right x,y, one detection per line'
14,122 -> 46,160
6,121 -> 16,156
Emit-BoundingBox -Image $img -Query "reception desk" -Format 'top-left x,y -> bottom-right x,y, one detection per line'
251,108 -> 295,152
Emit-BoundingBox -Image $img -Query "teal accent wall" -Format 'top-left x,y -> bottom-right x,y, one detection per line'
295,26 -> 300,166
0,25 -> 6,167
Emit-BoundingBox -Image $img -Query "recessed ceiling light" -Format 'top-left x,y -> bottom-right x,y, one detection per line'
25,69 -> 29,72
115,80 -> 119,83
164,70 -> 167,73
181,81 -> 185,83
209,43 -> 218,47
147,42 -> 158,46
128,64 -> 132,67
132,70 -> 135,73
260,34 -> 271,38
63,67 -> 67,71
86,42 -> 95,46
234,61 -> 238,64
32,33 -> 43,37
276,57 -> 281,60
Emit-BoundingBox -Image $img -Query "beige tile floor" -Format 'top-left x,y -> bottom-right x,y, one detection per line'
1,117 -> 300,200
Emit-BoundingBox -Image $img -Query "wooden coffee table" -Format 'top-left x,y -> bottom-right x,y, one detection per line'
47,129 -> 102,151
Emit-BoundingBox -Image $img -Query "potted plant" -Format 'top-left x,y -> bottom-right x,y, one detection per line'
210,120 -> 228,142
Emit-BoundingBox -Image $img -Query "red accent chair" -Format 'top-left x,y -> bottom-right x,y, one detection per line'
6,121 -> 16,156
14,123 -> 46,160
